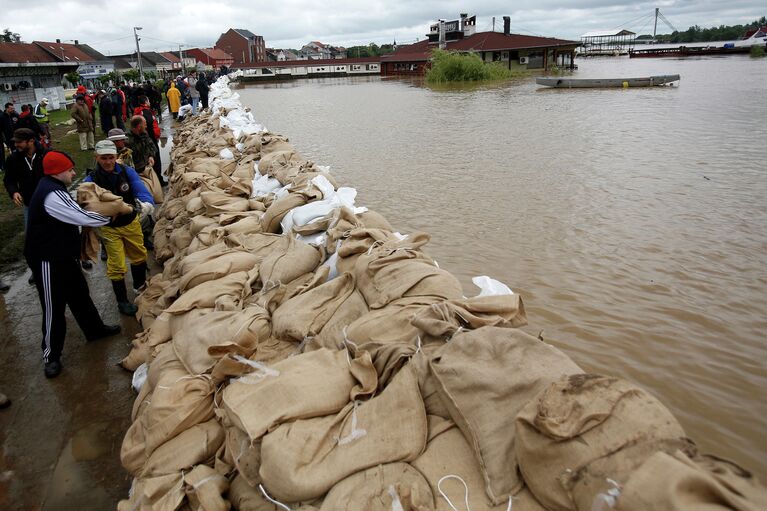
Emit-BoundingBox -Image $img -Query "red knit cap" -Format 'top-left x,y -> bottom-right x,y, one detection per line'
43,151 -> 76,175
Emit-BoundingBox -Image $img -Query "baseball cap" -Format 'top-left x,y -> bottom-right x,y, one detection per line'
11,128 -> 35,142
43,151 -> 76,175
107,128 -> 128,141
41,97 -> 49,104
94,140 -> 118,155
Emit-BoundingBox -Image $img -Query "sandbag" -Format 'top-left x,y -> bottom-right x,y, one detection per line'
260,192 -> 308,233
165,270 -> 258,314
320,463 -> 435,511
429,327 -> 583,504
515,374 -> 688,511
117,473 -> 185,511
271,272 -> 356,341
222,348 -> 377,441
140,165 -> 165,204
616,450 -> 767,511
259,364 -> 427,502
172,306 -> 271,375
76,181 -> 134,216
183,464 -> 229,511
178,250 -> 260,292
141,419 -> 224,477
200,190 -> 250,215
259,236 -> 321,287
412,419 -> 546,511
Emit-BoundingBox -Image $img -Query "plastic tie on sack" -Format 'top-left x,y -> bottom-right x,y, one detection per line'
335,400 -> 367,445
131,362 -> 148,393
472,276 -> 514,297
389,485 -> 405,511
294,336 -> 314,355
259,484 -> 291,511
437,474 -> 513,511
591,478 -> 622,511
192,473 -> 225,490
232,355 -> 280,384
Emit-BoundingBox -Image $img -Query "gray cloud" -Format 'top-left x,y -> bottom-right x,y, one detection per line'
5,0 -> 764,54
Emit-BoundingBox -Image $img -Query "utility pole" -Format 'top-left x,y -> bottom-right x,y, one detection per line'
179,44 -> 185,74
133,26 -> 144,82
653,8 -> 659,42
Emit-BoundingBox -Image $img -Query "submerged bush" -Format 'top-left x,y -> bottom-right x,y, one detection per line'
750,45 -> 765,58
426,50 -> 519,83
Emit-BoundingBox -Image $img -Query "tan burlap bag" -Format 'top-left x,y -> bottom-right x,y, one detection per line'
172,306 -> 271,375
343,297 -> 442,347
616,450 -> 767,510
258,133 -> 294,155
178,242 -> 230,274
259,364 -> 427,502
222,348 -> 377,441
189,214 -> 217,236
271,272 -> 356,341
200,190 -> 251,215
141,419 -> 224,477
429,327 -> 583,504
412,419 -> 546,511
312,288 -> 369,349
183,464 -> 229,511
76,181 -> 134,216
515,374 -> 688,511
139,165 -> 165,204
260,192 -> 308,233
320,463 -> 435,511
117,473 -> 185,511
258,236 -> 321,288
225,232 -> 289,258
165,269 -> 258,314
178,250 -> 260,292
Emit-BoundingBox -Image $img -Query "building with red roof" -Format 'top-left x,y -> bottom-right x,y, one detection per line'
0,42 -> 79,107
34,40 -> 115,84
216,29 -> 266,66
381,14 -> 579,76
185,47 -> 234,70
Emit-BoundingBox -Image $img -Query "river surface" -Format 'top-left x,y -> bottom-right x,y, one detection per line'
237,55 -> 767,478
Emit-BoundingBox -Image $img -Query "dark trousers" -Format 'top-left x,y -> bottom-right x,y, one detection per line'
152,140 -> 165,184
27,258 -> 105,363
200,94 -> 209,110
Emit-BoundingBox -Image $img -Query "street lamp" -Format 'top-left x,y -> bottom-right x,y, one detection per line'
133,27 -> 145,82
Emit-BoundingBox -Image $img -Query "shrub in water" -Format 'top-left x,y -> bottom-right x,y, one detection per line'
426,50 -> 518,83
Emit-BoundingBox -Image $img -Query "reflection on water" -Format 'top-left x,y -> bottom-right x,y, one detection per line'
238,55 -> 767,477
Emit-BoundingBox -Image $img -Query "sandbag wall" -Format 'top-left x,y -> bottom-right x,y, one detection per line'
117,74 -> 767,511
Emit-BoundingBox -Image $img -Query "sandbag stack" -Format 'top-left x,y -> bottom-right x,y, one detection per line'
118,73 -> 767,511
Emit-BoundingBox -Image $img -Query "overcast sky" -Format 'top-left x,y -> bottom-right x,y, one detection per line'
5,1 -> 764,55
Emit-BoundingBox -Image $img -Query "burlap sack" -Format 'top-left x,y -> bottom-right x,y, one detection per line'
185,196 -> 206,215
223,348 -> 377,441
190,157 -> 236,176
260,193 -> 308,233
80,226 -> 100,262
165,269 -> 258,314
256,269 -> 329,315
225,232 -> 289,258
76,181 -> 134,216
140,165 -> 165,204
116,473 -> 185,511
190,215 -> 218,236
200,191 -> 250,215
412,419 -> 546,511
259,236 -> 321,287
515,374 -> 688,511
183,464 -> 229,511
271,272 -> 356,341
224,422 -> 262,487
229,474 -> 279,511
309,289 -> 368,351
170,225 -> 194,251
259,133 -> 294,155
172,306 -> 271,375
411,346 -> 451,419
162,197 -> 186,219
410,294 -> 528,342
320,463 -> 435,511
343,297 -> 440,347
429,327 -> 583,504
260,364 -> 427,502
617,450 -> 767,511
210,215 -> 263,237
178,251 -> 260,292
141,419 -> 224,477
178,242 -> 230,274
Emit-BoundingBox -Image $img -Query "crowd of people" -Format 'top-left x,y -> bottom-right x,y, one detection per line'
0,69 -> 218,386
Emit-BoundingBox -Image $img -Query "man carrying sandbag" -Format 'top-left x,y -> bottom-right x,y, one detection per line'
84,140 -> 154,316
24,151 -> 123,378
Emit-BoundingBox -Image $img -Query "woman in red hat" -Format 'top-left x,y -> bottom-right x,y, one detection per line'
24,150 -> 125,378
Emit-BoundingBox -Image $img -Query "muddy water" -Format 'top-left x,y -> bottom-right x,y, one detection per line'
237,55 -> 767,478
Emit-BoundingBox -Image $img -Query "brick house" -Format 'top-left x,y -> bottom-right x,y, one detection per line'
185,48 -> 234,70
215,29 -> 266,65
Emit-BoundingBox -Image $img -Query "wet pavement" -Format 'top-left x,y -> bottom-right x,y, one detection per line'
0,260 -> 143,510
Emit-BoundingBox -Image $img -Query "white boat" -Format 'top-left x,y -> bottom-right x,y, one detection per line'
535,75 -> 680,88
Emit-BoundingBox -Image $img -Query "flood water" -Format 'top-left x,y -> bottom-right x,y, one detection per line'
237,55 -> 767,478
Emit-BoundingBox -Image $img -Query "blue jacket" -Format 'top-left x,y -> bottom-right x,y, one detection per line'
84,163 -> 154,205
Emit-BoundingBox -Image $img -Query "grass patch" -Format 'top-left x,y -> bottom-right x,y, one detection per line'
425,49 -> 527,84
751,45 -> 766,58
0,190 -> 25,270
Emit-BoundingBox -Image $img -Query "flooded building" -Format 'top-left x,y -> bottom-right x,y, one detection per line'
380,14 -> 579,76
579,29 -> 636,56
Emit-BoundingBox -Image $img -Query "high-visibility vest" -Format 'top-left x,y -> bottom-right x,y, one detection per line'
34,104 -> 49,123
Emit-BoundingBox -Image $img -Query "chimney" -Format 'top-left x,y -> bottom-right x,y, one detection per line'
74,39 -> 79,45
439,19 -> 446,49
503,16 -> 511,36
56,39 -> 61,43
460,13 -> 467,29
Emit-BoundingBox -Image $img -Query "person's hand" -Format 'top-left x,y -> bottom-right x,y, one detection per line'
12,192 -> 23,207
148,156 -> 155,166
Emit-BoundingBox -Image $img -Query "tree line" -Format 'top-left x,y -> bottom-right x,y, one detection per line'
638,16 -> 766,43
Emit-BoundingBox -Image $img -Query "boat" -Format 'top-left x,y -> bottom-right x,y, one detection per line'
535,75 -> 680,88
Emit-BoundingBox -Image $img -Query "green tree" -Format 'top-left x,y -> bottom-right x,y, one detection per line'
1,28 -> 21,42
123,68 -> 140,82
64,71 -> 81,86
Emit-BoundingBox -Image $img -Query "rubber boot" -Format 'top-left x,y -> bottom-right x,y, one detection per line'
112,279 -> 137,316
130,262 -> 148,292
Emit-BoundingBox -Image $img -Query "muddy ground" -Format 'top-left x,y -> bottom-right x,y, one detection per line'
0,260 -> 142,510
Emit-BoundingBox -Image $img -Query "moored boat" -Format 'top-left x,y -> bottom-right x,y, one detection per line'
535,74 -> 680,88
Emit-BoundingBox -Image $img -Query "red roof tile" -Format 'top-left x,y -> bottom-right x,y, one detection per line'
160,51 -> 181,63
235,56 -> 381,69
0,42 -> 60,63
34,41 -> 100,62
